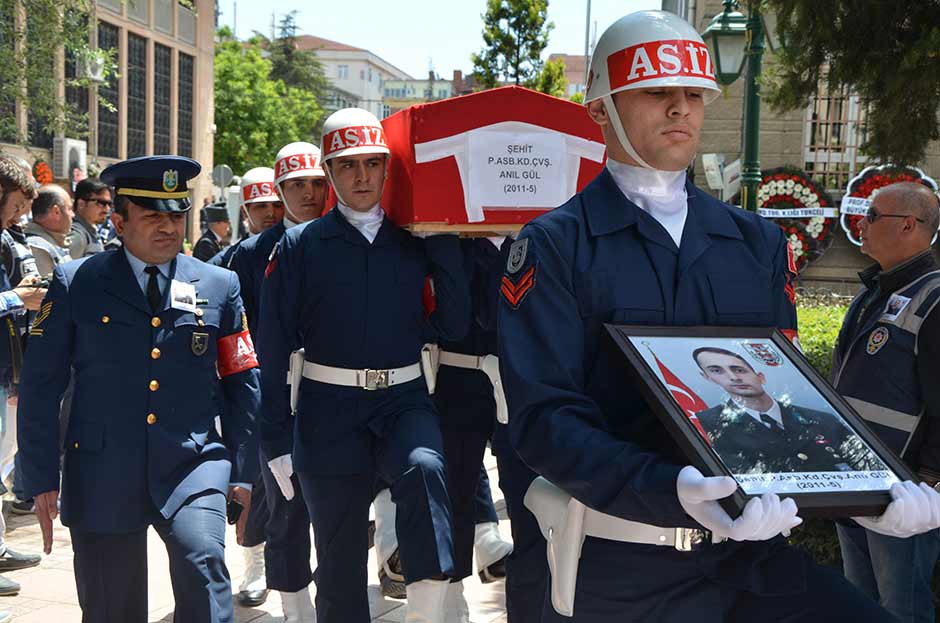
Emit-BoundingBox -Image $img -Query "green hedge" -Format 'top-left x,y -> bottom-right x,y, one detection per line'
786,302 -> 849,567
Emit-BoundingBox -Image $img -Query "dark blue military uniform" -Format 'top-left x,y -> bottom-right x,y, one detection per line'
257,208 -> 469,622
498,169 -> 892,623
228,220 -> 313,593
17,157 -> 262,623
433,237 -> 546,623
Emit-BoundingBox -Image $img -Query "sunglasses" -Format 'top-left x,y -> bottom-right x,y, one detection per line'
82,198 -> 113,208
865,207 -> 925,224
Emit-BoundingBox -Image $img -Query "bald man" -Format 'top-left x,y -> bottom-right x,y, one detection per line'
831,181 -> 940,623
25,185 -> 73,277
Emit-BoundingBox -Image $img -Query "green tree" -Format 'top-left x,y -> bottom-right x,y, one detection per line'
213,27 -> 323,174
763,0 -> 940,166
0,0 -> 116,146
531,57 -> 567,97
267,12 -> 330,99
471,0 -> 553,89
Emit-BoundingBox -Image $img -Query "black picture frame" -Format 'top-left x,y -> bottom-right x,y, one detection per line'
604,324 -> 915,519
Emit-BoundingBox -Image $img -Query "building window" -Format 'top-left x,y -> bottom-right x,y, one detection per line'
178,52 -> 194,158
803,71 -> 869,192
97,21 -> 120,159
64,50 -> 90,138
382,104 -> 391,118
127,0 -> 149,24
368,67 -> 372,82
178,1 -> 196,44
0,0 -> 16,142
338,64 -> 348,80
154,43 -> 171,154
154,0 -> 173,34
127,33 -> 148,158
360,69 -> 365,80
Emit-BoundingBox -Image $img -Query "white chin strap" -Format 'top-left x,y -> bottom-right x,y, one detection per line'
323,158 -> 389,208
603,94 -> 654,170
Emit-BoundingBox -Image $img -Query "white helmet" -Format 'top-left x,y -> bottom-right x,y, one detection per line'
240,167 -> 279,207
320,108 -> 390,163
586,10 -> 721,169
273,142 -> 325,188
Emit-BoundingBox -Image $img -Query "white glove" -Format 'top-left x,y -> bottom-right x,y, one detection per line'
676,466 -> 802,541
480,355 -> 509,424
853,481 -> 940,537
267,454 -> 295,501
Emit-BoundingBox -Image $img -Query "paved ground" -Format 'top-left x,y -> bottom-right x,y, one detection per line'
0,452 -> 511,622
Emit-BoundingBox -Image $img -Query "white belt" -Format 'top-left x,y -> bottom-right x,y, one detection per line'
524,477 -> 725,618
439,350 -> 510,424
439,351 -> 485,370
582,507 -> 724,549
302,361 -> 422,390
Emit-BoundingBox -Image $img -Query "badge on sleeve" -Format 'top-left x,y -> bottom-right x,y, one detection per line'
170,280 -> 197,312
502,238 -> 536,309
192,332 -> 209,356
866,327 -> 889,355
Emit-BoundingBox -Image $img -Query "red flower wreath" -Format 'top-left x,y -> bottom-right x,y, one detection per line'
840,165 -> 938,246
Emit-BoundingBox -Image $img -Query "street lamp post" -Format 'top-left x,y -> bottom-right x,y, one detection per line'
702,0 -> 765,212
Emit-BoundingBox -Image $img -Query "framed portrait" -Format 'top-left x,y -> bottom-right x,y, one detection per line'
604,325 -> 914,518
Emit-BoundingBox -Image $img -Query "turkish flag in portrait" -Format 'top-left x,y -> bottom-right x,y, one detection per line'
649,350 -> 710,441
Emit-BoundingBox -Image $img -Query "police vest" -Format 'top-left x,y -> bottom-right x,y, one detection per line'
832,270 -> 940,459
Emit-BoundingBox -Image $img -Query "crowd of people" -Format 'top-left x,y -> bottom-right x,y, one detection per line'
0,9 -> 937,623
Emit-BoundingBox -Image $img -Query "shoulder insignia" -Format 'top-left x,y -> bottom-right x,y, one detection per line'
32,301 -> 53,328
501,264 -> 536,309
506,238 -> 528,274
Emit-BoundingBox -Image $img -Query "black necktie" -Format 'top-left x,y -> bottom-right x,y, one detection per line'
144,266 -> 162,312
760,413 -> 783,432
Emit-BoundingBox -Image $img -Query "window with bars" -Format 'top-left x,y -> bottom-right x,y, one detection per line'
26,16 -> 55,149
97,21 -> 120,158
127,33 -> 148,158
803,75 -> 869,192
64,50 -> 90,136
154,44 -> 172,154
177,52 -> 193,158
0,0 -> 15,143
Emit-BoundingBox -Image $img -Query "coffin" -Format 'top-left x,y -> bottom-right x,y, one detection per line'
380,86 -> 607,233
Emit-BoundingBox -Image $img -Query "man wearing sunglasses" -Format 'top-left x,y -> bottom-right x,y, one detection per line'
69,178 -> 111,259
832,181 -> 940,623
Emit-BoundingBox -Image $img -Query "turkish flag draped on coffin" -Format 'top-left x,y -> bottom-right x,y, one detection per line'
380,86 -> 607,230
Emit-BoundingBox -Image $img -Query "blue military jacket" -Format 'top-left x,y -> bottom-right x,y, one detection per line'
498,169 -> 802,611
230,221 -> 286,336
17,250 -> 261,534
256,208 -> 470,472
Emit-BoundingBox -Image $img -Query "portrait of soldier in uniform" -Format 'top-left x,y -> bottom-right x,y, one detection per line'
692,346 -> 886,475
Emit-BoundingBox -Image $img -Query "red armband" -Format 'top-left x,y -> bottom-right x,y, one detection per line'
217,330 -> 259,377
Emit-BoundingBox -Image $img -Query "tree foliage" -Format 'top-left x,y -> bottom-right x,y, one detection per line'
0,0 -> 116,146
267,12 -> 330,103
471,0 -> 553,89
763,0 -> 940,166
531,57 -> 567,97
213,26 -> 324,174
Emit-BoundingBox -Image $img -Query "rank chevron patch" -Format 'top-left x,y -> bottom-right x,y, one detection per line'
501,265 -> 536,309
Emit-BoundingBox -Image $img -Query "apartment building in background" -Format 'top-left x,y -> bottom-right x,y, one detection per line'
295,35 -> 411,119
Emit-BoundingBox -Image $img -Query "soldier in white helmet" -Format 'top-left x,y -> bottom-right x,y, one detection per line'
257,108 -> 469,623
208,166 -> 285,269
225,150 -> 327,621
497,10 -> 940,623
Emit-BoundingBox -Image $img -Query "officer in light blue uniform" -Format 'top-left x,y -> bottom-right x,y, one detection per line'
497,12 -> 903,623
257,108 -> 469,623
433,236 -> 546,623
228,156 -> 325,618
17,156 -> 261,623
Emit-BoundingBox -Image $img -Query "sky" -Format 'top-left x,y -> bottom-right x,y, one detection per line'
217,0 -> 662,79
